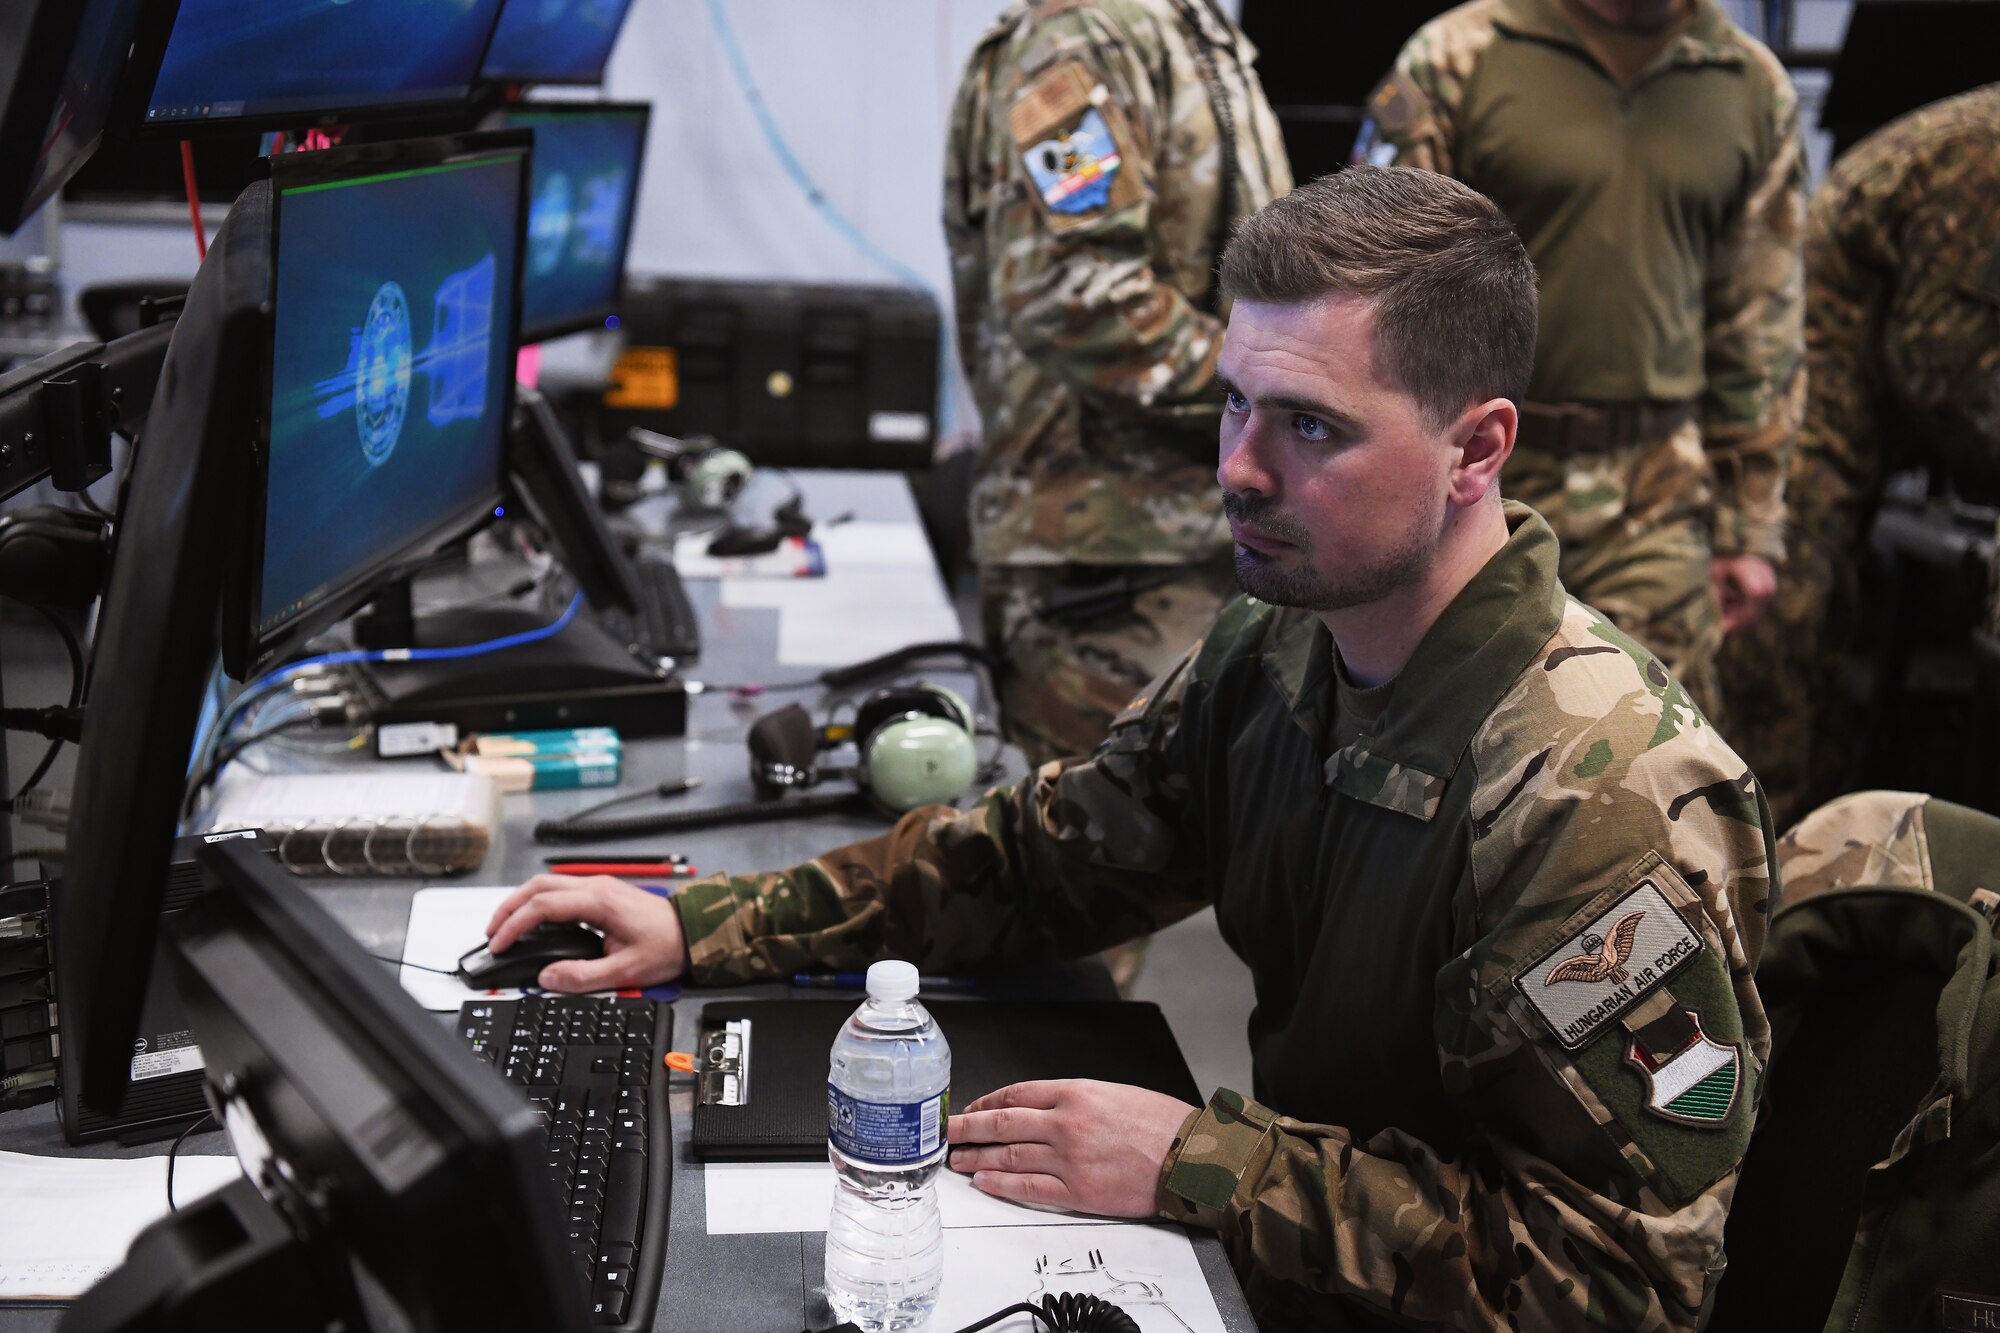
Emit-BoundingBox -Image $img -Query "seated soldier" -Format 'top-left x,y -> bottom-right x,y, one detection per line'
486,167 -> 1777,1331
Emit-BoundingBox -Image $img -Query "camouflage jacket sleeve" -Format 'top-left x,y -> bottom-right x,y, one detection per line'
984,9 -> 1228,437
1701,48 -> 1807,561
1354,11 -> 1496,175
671,650 -> 1212,982
1159,606 -> 1777,1330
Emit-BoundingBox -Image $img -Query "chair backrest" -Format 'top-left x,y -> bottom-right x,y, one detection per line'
1705,959 -> 1943,1331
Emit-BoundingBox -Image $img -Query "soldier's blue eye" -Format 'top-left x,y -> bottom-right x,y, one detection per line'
1224,390 -> 1249,413
1295,414 -> 1328,441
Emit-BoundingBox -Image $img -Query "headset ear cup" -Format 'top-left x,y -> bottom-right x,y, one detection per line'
747,702 -> 822,796
860,717 -> 979,813
852,682 -> 978,812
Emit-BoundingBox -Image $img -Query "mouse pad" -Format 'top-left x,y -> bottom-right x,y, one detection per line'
691,999 -> 1201,1161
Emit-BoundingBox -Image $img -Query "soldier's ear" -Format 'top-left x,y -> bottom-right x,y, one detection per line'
1448,398 -> 1514,505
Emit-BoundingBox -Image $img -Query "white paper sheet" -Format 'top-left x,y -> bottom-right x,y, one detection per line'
704,1160 -> 1122,1235
689,521 -> 962,667
400,885 -> 539,1011
0,1151 -> 243,1303
930,1223 -> 1224,1333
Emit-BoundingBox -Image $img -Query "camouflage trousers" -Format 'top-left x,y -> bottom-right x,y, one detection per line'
1775,789 -> 2000,907
1507,420 -> 1725,721
980,558 -> 1238,768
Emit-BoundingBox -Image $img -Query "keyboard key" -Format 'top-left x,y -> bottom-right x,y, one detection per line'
602,1152 -> 646,1248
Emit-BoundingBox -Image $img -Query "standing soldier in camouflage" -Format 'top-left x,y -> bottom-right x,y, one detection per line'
488,169 -> 1776,1330
1357,0 -> 1806,719
1717,84 -> 2000,829
942,0 -> 1292,768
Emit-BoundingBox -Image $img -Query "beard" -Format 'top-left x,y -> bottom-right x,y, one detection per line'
1223,491 -> 1444,612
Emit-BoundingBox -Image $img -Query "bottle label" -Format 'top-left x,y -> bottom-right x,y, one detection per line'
827,1084 -> 948,1165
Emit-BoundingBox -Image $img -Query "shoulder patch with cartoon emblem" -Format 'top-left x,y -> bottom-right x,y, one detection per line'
1008,60 -> 1142,230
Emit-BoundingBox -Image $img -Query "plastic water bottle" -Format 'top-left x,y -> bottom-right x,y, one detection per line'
825,960 -> 951,1331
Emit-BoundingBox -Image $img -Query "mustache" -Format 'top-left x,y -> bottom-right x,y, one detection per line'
1222,491 -> 1312,546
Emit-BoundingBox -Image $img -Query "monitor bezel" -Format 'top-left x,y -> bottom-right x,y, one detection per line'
0,0 -> 183,232
487,100 -> 651,345
221,131 -> 531,681
135,0 -> 509,139
479,0 -> 638,88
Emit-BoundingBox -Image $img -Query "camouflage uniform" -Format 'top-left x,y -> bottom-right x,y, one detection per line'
1361,0 -> 1806,719
675,504 -> 1776,1330
1776,788 -> 2000,913
1717,85 -> 2000,828
944,0 -> 1292,766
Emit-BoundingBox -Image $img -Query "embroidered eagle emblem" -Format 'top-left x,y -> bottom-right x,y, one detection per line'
1544,910 -> 1646,986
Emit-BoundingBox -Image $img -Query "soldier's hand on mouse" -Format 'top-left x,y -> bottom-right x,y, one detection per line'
484,874 -> 690,992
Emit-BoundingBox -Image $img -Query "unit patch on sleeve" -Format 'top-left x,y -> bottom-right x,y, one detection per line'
1517,879 -> 1704,1050
1623,1001 -> 1740,1126
1008,61 -> 1141,230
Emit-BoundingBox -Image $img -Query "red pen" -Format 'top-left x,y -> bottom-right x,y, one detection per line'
546,862 -> 699,877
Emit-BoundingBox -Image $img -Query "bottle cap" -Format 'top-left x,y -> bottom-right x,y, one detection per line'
865,960 -> 920,1002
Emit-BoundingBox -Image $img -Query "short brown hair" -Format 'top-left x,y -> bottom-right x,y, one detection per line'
1220,166 -> 1537,430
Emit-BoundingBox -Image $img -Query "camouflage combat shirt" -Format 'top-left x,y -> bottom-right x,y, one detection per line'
675,503 -> 1776,1331
944,0 -> 1292,568
1361,0 -> 1806,558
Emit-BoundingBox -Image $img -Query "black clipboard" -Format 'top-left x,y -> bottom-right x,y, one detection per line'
690,999 -> 1202,1161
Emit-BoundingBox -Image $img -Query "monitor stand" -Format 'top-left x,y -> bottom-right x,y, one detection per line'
347,580 -> 688,739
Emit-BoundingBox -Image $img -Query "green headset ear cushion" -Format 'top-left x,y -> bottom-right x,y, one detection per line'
683,447 -> 752,508
861,716 -> 979,812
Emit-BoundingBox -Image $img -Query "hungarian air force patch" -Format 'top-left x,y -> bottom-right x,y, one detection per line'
1517,879 -> 1704,1051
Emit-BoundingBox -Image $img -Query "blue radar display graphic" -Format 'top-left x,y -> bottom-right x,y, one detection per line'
529,172 -> 573,277
354,281 -> 413,464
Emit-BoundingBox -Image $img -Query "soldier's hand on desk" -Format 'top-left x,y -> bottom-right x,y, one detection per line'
1711,553 -> 1778,633
946,1079 -> 1197,1218
484,874 -> 690,991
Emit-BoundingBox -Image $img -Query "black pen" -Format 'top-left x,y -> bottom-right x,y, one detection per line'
792,972 -> 980,992
542,852 -> 688,866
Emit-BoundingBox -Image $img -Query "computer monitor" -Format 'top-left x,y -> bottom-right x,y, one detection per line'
481,0 -> 638,86
56,133 -> 525,1120
0,0 -> 167,234
63,837 -> 588,1333
142,0 -> 507,134
55,179 -> 275,1116
490,102 -> 650,343
224,134 -> 530,678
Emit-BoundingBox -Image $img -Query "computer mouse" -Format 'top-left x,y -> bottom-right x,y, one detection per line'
456,923 -> 605,989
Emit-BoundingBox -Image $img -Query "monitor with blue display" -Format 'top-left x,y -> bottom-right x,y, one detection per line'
482,0 -> 636,85
143,0 -> 507,132
246,138 -> 527,668
492,102 -> 649,342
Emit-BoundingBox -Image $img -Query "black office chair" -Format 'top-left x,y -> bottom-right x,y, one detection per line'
76,279 -> 190,342
1709,796 -> 2000,1331
1705,955 -> 1943,1330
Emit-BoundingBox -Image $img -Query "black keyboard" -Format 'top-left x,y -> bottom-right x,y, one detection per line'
456,995 -> 673,1329
636,559 -> 699,663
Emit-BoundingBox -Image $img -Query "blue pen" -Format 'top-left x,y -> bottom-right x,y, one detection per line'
792,972 -> 979,992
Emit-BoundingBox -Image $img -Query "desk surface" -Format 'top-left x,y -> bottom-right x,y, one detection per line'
0,470 -> 1254,1332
